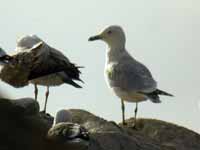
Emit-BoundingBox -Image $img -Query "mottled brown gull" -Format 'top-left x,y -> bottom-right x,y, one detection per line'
16,35 -> 83,113
0,42 -> 50,88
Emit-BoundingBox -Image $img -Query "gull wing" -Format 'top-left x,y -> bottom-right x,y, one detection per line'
28,43 -> 82,81
108,58 -> 157,93
0,43 -> 43,88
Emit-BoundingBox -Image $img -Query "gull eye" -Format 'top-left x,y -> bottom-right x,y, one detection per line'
107,30 -> 112,34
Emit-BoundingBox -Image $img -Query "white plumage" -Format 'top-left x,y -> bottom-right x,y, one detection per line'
55,109 -> 73,124
89,25 -> 173,127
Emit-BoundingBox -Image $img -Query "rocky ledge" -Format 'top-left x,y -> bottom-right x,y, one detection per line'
0,98 -> 199,150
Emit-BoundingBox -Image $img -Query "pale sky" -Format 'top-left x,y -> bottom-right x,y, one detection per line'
0,0 -> 200,133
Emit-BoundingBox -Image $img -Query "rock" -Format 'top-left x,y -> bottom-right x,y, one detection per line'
12,97 -> 40,115
123,118 -> 200,150
68,109 -> 200,150
69,109 -> 122,133
39,112 -> 54,129
0,98 -> 52,150
0,98 -> 89,150
0,98 -> 200,150
0,97 -> 39,116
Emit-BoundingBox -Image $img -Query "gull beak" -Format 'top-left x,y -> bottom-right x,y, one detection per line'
88,35 -> 102,41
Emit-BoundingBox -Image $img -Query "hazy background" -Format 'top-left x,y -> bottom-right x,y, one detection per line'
0,0 -> 199,133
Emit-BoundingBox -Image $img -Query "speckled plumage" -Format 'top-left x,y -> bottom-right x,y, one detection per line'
0,42 -> 44,87
47,123 -> 89,144
16,35 -> 83,112
16,35 -> 82,88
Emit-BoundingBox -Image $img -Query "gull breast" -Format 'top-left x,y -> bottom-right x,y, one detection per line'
30,73 -> 64,86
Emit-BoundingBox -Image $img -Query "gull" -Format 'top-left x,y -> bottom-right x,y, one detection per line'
46,109 -> 89,150
0,42 -> 54,88
55,109 -> 73,124
16,35 -> 83,113
47,123 -> 89,150
89,25 -> 173,127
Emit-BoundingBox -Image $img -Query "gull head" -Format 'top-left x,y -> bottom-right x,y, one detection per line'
88,25 -> 126,49
16,34 -> 43,51
55,109 -> 73,124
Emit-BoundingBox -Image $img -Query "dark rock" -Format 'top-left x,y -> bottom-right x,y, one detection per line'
0,98 -> 52,150
0,98 -> 89,150
0,97 -> 39,117
0,99 -> 200,150
123,118 -> 200,150
39,112 -> 54,129
69,109 -> 200,150
69,109 -> 123,133
12,97 -> 40,115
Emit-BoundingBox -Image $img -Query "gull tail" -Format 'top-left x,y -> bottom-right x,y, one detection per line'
64,79 -> 82,88
155,89 -> 174,97
65,63 -> 84,83
146,89 -> 174,103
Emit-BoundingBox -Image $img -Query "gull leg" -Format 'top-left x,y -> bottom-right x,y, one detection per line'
121,99 -> 126,125
133,102 -> 138,128
34,84 -> 38,101
43,86 -> 49,113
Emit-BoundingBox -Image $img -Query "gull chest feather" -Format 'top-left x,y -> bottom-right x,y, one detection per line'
112,87 -> 147,102
30,73 -> 63,86
104,62 -> 117,86
105,64 -> 147,102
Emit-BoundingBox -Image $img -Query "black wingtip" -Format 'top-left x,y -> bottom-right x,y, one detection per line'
156,89 -> 174,97
77,66 -> 85,69
77,78 -> 84,84
74,84 -> 82,88
65,80 -> 82,88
